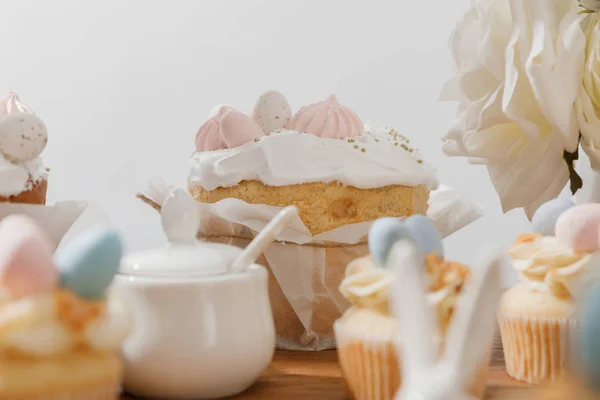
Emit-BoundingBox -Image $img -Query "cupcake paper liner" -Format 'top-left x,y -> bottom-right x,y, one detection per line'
498,311 -> 579,384
334,320 -> 490,400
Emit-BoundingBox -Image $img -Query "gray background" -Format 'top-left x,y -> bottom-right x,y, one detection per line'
2,0 -> 560,278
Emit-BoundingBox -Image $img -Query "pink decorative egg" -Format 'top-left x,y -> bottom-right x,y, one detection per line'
220,110 -> 265,148
555,203 -> 600,253
194,105 -> 232,152
0,214 -> 58,297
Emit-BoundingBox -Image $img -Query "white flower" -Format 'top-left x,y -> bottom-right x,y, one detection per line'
577,14 -> 600,171
441,0 -> 586,218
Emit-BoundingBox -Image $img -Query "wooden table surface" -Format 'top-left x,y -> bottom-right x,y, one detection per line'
121,330 -> 536,399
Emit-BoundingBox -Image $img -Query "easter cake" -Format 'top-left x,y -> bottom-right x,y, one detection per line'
189,91 -> 437,235
0,92 -> 49,205
187,91 -> 440,350
0,215 -> 130,400
499,199 -> 600,384
333,216 -> 492,400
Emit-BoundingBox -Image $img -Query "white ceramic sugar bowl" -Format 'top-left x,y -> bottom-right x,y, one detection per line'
115,189 -> 295,400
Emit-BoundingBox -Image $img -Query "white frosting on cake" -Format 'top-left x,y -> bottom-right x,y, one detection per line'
189,124 -> 439,191
0,156 -> 47,197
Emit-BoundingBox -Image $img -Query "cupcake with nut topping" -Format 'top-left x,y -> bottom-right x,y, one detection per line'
499,199 -> 600,384
333,216 -> 490,400
0,215 -> 130,400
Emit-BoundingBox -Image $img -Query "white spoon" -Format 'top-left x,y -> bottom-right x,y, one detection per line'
229,206 -> 298,272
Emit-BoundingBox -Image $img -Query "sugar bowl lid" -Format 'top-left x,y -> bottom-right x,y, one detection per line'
121,188 -> 243,277
120,241 -> 243,277
124,186 -> 298,278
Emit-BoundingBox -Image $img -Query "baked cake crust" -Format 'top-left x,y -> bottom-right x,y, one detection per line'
190,180 -> 429,235
0,179 -> 47,205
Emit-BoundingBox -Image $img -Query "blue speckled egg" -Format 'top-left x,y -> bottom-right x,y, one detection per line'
531,197 -> 574,236
403,214 -> 444,258
54,228 -> 122,299
368,218 -> 412,266
578,284 -> 600,391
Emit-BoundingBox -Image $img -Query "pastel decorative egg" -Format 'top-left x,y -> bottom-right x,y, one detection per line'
577,284 -> 600,390
531,197 -> 574,236
555,203 -> 600,253
220,110 -> 265,148
251,90 -> 293,134
0,112 -> 48,163
403,214 -> 444,258
55,228 -> 123,300
0,215 -> 58,297
368,218 -> 412,266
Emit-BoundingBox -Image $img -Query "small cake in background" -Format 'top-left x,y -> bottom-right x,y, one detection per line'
0,215 -> 130,400
0,92 -> 49,205
334,216 -> 491,400
499,199 -> 600,384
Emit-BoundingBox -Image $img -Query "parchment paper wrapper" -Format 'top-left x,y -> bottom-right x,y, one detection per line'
138,182 -> 484,350
0,201 -> 89,251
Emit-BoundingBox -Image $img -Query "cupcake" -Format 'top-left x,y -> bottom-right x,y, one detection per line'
0,92 -> 49,205
0,215 -> 130,400
187,91 -> 439,349
334,216 -> 491,400
536,282 -> 600,400
499,199 -> 600,384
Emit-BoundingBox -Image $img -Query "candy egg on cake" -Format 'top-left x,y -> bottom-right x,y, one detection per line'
333,215 -> 491,400
0,214 -> 130,400
0,92 -> 49,205
186,90 -> 442,350
499,199 -> 600,384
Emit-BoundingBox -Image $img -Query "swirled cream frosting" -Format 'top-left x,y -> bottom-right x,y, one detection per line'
339,254 -> 469,333
508,234 -> 600,300
0,288 -> 130,358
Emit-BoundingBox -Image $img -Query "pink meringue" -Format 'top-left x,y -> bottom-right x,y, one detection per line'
0,92 -> 33,118
195,105 -> 232,152
555,203 -> 600,253
220,110 -> 265,148
292,95 -> 363,139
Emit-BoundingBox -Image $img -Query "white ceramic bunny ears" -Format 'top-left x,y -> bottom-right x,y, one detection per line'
385,240 -> 508,400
